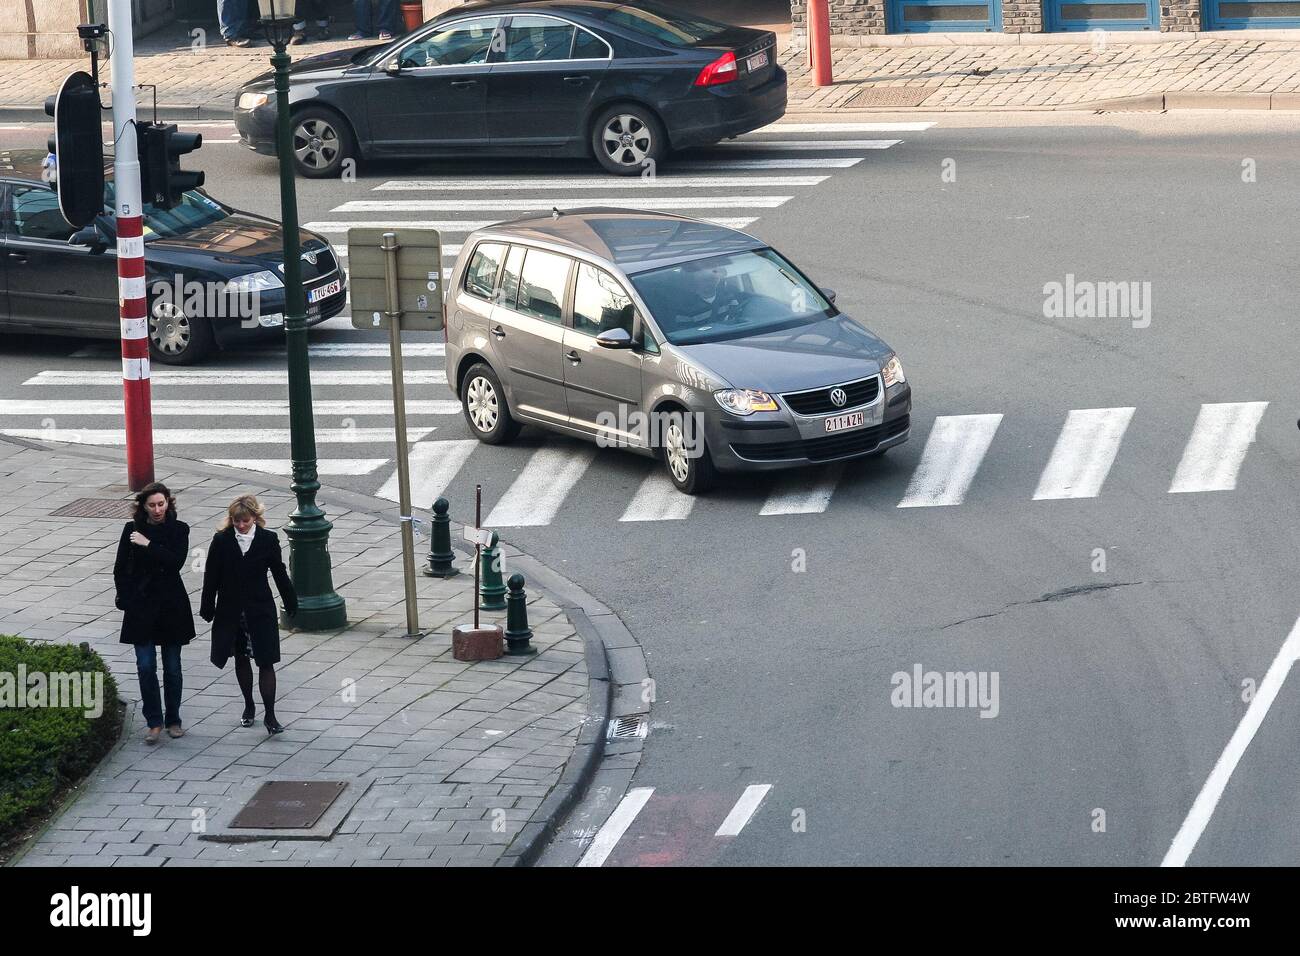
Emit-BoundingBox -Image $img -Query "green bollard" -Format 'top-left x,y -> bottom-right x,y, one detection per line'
478,531 -> 507,611
424,497 -> 459,578
504,573 -> 536,657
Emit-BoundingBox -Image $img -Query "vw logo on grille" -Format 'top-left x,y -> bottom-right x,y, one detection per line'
829,387 -> 848,408
302,250 -> 318,266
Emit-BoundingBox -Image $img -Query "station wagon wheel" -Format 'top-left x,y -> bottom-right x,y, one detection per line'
290,107 -> 355,179
591,104 -> 667,176
148,298 -> 214,366
461,363 -> 521,445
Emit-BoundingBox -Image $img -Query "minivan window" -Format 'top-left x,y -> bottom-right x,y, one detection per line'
572,264 -> 635,338
629,248 -> 833,347
514,249 -> 570,323
500,15 -> 575,62
465,242 -> 507,299
500,245 -> 525,309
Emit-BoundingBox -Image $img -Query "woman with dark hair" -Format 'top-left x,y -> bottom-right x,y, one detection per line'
200,495 -> 298,734
113,481 -> 195,745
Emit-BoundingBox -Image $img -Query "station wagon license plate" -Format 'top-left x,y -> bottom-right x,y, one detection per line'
824,411 -> 865,433
747,50 -> 769,71
308,278 -> 342,303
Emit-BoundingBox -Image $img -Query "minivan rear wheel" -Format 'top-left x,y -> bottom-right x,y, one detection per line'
592,104 -> 667,176
462,363 -> 521,445
662,411 -> 715,495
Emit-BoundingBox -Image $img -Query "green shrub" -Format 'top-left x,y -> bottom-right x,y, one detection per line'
0,635 -> 122,850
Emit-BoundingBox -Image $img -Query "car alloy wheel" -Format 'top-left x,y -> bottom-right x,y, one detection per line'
150,300 -> 191,356
466,375 -> 499,435
602,114 -> 652,168
293,117 -> 340,173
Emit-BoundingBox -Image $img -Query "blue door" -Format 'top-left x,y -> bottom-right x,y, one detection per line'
887,0 -> 1001,32
1206,0 -> 1300,27
1045,0 -> 1159,29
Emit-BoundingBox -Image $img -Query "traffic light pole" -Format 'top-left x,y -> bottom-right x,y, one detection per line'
107,0 -> 155,491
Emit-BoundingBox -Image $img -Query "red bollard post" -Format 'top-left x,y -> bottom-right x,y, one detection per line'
807,0 -> 833,88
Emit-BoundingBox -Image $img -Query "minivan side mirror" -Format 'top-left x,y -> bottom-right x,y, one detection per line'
596,327 -> 634,349
821,287 -> 837,304
69,226 -> 107,253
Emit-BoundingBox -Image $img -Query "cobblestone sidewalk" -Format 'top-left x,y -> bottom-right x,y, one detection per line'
0,438 -> 592,867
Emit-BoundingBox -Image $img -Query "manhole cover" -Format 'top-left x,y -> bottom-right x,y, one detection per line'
230,781 -> 347,829
845,86 -> 938,109
607,715 -> 648,741
48,497 -> 136,519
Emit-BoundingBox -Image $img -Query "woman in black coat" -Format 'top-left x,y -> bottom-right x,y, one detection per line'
200,494 -> 298,734
113,481 -> 195,745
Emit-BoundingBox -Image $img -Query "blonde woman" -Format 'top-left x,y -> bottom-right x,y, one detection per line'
199,495 -> 298,734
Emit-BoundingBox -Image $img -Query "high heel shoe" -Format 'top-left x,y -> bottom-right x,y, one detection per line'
264,717 -> 285,735
240,704 -> 255,728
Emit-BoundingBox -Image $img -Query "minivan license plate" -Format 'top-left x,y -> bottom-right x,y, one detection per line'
747,50 -> 769,71
824,412 -> 865,433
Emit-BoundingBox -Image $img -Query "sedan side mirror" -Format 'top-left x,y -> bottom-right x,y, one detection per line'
69,226 -> 107,253
821,287 -> 837,304
596,327 -> 634,349
385,59 -> 403,76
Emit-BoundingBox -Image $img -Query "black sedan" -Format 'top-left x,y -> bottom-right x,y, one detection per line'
234,0 -> 787,177
0,150 -> 346,365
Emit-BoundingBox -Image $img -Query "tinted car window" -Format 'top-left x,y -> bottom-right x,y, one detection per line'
465,242 -> 506,299
572,264 -> 634,337
604,3 -> 732,47
501,15 -> 575,62
514,249 -> 570,324
10,185 -> 75,241
572,28 -> 611,59
400,16 -> 500,68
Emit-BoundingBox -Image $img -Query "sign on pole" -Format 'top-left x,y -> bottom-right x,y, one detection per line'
348,227 -> 444,332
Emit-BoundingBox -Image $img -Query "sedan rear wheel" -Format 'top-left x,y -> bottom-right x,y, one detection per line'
592,105 -> 667,176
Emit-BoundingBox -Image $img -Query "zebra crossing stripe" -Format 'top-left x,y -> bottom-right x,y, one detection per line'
486,446 -> 597,527
577,787 -> 655,868
202,459 -> 388,476
1,427 -> 433,445
24,370 -> 447,386
715,784 -> 773,837
761,122 -> 935,132
713,139 -> 901,151
376,439 -> 478,508
0,399 -> 459,416
333,197 -> 792,212
620,470 -> 696,522
1169,402 -> 1268,494
303,217 -> 759,234
898,414 -> 1003,509
373,175 -> 828,191
760,464 -> 844,515
675,158 -> 866,170
1032,407 -> 1135,501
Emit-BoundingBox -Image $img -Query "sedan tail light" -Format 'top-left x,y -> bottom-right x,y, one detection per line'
694,51 -> 739,87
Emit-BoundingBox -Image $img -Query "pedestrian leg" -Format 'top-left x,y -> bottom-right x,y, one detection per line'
161,644 -> 184,735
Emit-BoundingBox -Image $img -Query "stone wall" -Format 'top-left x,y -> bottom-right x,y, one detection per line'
1,0 -> 173,59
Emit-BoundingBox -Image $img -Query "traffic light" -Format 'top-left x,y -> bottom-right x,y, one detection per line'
43,70 -> 104,229
137,122 -> 204,210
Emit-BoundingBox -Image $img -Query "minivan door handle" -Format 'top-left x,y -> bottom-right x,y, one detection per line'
490,325 -> 506,339
565,349 -> 581,364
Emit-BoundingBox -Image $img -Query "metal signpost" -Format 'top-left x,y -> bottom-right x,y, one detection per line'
348,227 -> 444,639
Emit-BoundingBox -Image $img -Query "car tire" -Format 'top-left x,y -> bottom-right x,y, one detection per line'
591,104 -> 668,176
148,298 -> 215,365
662,409 -> 716,495
290,107 -> 355,179
461,363 -> 521,445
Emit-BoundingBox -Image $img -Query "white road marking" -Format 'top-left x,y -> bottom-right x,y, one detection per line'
897,414 -> 1003,508
620,470 -> 696,522
485,445 -> 596,527
297,342 -> 445,357
576,787 -> 655,868
760,464 -> 843,515
759,122 -> 934,132
1169,402 -> 1268,494
1032,407 -> 1135,501
0,399 -> 458,416
24,370 -> 446,386
304,217 -> 758,234
715,784 -> 773,837
202,459 -> 388,476
333,197 -> 792,212
1162,616 -> 1300,867
713,139 -> 901,151
675,157 -> 865,170
3,427 -> 429,445
376,439 -> 478,507
374,176 -> 826,191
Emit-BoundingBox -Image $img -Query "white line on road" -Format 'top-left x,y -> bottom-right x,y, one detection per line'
202,459 -> 388,476
715,784 -> 773,837
620,470 -> 696,522
576,787 -> 655,868
24,370 -> 447,386
373,176 -> 827,191
897,414 -> 1003,508
485,446 -> 596,527
333,197 -> 792,212
0,399 -> 459,416
2,427 -> 430,445
675,157 -> 865,170
295,342 -> 445,357
1162,616 -> 1300,867
1169,402 -> 1268,494
376,439 -> 478,507
303,217 -> 758,234
1032,407 -> 1135,501
713,139 -> 901,151
760,464 -> 843,515
758,122 -> 935,132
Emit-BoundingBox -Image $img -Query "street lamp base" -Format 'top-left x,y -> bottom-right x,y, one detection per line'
284,594 -> 348,632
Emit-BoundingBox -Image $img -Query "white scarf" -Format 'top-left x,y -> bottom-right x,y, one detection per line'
234,527 -> 256,555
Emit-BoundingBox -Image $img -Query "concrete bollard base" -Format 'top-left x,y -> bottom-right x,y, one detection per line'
452,624 -> 504,662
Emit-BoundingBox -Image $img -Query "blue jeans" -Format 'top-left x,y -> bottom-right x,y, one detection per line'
354,0 -> 399,36
217,0 -> 250,41
135,644 -> 183,729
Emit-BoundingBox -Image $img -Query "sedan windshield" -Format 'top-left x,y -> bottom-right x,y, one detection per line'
102,183 -> 232,240
630,248 -> 834,347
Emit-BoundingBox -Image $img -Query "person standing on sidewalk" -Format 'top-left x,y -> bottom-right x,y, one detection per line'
217,0 -> 254,47
113,482 -> 195,745
350,0 -> 399,41
292,0 -> 332,44
200,495 -> 298,735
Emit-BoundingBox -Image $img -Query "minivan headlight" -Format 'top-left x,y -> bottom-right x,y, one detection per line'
714,389 -> 779,416
238,92 -> 269,110
882,354 -> 906,388
228,270 -> 284,294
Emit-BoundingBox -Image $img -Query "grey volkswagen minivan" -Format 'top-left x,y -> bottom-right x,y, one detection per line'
443,210 -> 911,494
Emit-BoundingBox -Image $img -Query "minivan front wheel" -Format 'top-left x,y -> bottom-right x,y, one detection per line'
462,363 -> 521,445
663,412 -> 715,495
592,105 -> 667,176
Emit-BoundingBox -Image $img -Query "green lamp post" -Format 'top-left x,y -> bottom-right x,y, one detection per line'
257,0 -> 346,630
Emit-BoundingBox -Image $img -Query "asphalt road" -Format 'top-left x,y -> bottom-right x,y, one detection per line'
1,111 -> 1297,865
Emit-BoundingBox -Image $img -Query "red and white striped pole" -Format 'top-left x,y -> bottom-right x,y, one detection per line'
108,0 -> 154,490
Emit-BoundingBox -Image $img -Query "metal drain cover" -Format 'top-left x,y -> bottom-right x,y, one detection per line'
845,86 -> 938,109
48,497 -> 136,519
230,781 -> 347,829
607,715 -> 648,741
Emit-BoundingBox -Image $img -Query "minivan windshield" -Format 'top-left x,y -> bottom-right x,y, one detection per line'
630,248 -> 834,347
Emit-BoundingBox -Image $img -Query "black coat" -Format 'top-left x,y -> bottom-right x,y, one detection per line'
113,516 -> 195,646
200,526 -> 298,667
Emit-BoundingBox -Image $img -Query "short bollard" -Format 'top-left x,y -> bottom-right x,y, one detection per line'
424,497 -> 459,578
504,574 -> 536,657
479,531 -> 507,611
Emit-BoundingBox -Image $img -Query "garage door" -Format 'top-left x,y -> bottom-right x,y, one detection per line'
1045,0 -> 1159,29
887,0 -> 1001,32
